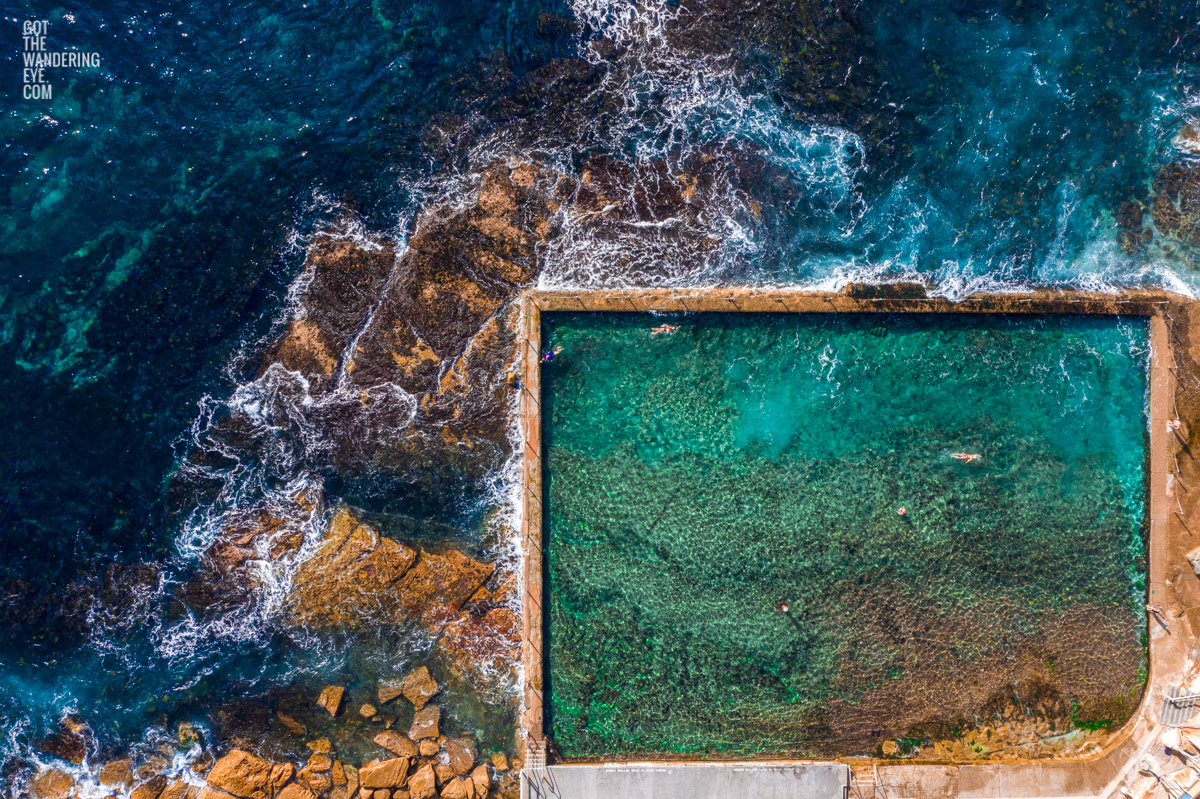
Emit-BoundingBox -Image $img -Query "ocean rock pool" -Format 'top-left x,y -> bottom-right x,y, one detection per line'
541,312 -> 1149,759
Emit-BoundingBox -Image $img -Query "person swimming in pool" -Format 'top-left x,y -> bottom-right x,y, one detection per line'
651,324 -> 679,335
951,453 -> 982,463
542,345 -> 562,363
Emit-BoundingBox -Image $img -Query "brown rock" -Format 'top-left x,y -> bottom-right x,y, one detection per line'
197,789 -> 238,799
99,757 -> 134,788
270,764 -> 295,794
131,775 -> 168,799
276,712 -> 307,735
360,757 -> 411,789
408,764 -> 437,799
307,753 -> 333,772
443,739 -> 476,776
306,738 -> 332,754
162,780 -> 196,799
38,714 -> 92,764
374,730 -> 418,758
419,739 -> 440,757
401,667 -> 440,710
469,765 -> 489,797
138,756 -> 173,782
30,768 -> 75,799
433,763 -> 455,785
297,766 -> 333,794
344,766 -> 359,799
259,237 -> 396,392
317,685 -> 345,717
439,777 -> 474,799
205,749 -> 277,799
288,509 -> 417,628
378,678 -> 405,705
409,705 -> 441,740
276,785 -> 317,799
396,551 -> 495,631
435,607 -> 519,692
360,702 -> 378,718
332,759 -> 347,785
489,752 -> 508,771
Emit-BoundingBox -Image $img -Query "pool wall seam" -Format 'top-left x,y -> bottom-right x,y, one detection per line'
519,286 -> 1192,797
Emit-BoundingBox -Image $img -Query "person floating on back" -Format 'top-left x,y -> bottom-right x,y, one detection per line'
651,324 -> 679,335
951,453 -> 982,463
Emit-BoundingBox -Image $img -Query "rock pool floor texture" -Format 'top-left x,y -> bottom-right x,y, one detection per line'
541,309 -> 1149,759
516,288 -> 1200,799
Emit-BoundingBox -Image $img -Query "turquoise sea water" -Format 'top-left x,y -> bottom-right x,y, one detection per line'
543,313 -> 1148,757
0,0 -> 1195,772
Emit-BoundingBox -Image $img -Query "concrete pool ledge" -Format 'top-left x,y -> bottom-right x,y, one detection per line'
517,286 -> 1200,799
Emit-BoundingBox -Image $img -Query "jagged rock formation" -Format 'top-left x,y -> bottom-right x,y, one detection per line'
285,505 -> 495,636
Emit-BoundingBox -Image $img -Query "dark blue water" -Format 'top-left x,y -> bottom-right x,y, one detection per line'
0,0 -> 1197,775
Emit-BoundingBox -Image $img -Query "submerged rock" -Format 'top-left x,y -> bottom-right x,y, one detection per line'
1154,161 -> 1200,247
37,713 -> 93,765
435,606 -> 520,691
1174,122 -> 1200,156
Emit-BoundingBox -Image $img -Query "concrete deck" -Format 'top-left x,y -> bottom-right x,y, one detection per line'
520,762 -> 850,799
518,286 -> 1200,799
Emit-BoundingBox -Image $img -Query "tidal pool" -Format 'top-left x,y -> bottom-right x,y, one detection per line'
542,312 -> 1148,759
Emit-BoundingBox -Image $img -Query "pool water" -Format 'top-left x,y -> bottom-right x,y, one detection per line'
542,312 -> 1149,758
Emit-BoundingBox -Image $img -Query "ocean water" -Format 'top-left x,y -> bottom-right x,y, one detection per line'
0,0 -> 1196,778
543,312 -> 1149,757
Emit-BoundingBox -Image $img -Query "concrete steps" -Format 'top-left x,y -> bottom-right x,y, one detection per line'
849,762 -> 879,799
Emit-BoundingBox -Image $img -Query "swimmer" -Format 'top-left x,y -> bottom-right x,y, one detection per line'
951,453 -> 982,463
542,345 -> 563,363
780,603 -> 789,614
651,324 -> 680,335
897,507 -> 907,516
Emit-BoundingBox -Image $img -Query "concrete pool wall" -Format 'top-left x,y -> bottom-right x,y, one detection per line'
517,285 -> 1199,798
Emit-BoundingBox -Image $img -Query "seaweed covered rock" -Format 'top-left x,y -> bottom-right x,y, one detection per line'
260,238 -> 396,392
1154,161 -> 1200,247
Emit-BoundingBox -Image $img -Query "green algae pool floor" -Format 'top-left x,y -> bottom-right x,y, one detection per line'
541,312 -> 1149,759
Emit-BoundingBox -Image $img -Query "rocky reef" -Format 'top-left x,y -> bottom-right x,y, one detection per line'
26,665 -> 519,799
